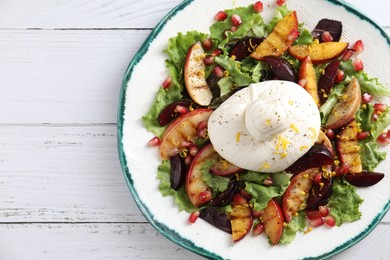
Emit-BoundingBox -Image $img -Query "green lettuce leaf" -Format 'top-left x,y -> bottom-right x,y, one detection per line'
295,28 -> 313,45
157,160 -> 198,212
215,56 -> 252,86
265,5 -> 291,33
279,211 -> 306,244
328,178 -> 363,226
201,158 -> 230,194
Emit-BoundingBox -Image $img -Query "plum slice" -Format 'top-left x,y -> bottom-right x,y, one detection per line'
170,155 -> 186,190
209,178 -> 239,207
285,144 -> 334,175
158,101 -> 193,126
264,56 -> 298,82
230,37 -> 263,61
306,176 -> 333,210
312,19 -> 343,42
199,207 -> 232,234
318,60 -> 341,104
345,171 -> 385,187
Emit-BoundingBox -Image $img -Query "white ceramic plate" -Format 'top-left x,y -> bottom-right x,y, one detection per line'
118,0 -> 390,259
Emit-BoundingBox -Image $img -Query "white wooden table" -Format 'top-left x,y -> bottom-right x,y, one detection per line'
0,0 -> 389,259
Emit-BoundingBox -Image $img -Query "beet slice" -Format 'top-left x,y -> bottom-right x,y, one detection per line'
263,56 -> 298,82
285,144 -> 334,174
312,19 -> 343,42
306,177 -> 333,210
345,171 -> 385,187
158,101 -> 193,126
229,37 -> 263,61
169,155 -> 186,190
199,207 -> 232,234
209,178 -> 239,207
318,60 -> 341,104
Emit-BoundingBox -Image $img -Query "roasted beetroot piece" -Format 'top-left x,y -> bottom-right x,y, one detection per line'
209,179 -> 239,207
285,144 -> 334,174
210,159 -> 243,176
345,171 -> 385,187
170,155 -> 187,190
264,56 -> 298,82
318,60 -> 341,103
306,176 -> 333,210
312,19 -> 343,42
158,101 -> 193,126
230,37 -> 263,61
199,207 -> 232,234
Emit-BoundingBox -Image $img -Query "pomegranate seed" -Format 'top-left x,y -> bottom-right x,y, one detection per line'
325,129 -> 334,140
253,1 -> 264,13
334,70 -> 345,83
232,193 -> 247,206
262,177 -> 274,186
175,105 -> 188,115
372,113 -> 379,122
202,38 -> 213,51
341,49 -> 354,61
357,131 -> 370,140
231,14 -> 242,26
377,132 -> 390,145
197,120 -> 208,131
239,189 -> 253,201
184,155 -> 193,165
387,129 -> 390,137
162,76 -> 172,89
324,215 -> 336,227
336,162 -> 350,176
189,144 -> 199,156
310,217 -> 325,227
252,210 -> 264,218
374,103 -> 388,113
147,136 -> 161,147
321,31 -> 334,42
361,93 -> 373,104
353,39 -> 364,54
352,58 -> 364,71
199,191 -> 212,202
288,29 -> 300,42
306,210 -> 322,220
188,211 -> 200,223
181,140 -> 193,148
231,26 -> 238,32
211,48 -> 223,56
298,78 -> 307,88
169,148 -> 179,157
313,173 -> 323,185
213,65 -> 225,78
276,0 -> 287,6
197,128 -> 208,139
252,223 -> 265,236
319,206 -> 329,217
203,55 -> 215,65
215,11 -> 228,21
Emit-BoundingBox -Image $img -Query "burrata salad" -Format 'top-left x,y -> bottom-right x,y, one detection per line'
142,1 -> 390,245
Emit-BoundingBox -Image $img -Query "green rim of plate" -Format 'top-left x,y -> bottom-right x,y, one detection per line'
117,0 -> 390,259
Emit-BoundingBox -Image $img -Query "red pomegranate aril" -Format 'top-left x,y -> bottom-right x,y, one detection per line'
357,131 -> 370,140
321,31 -> 334,42
254,1 -> 264,13
203,55 -> 215,65
232,193 -> 248,206
147,136 -> 161,147
334,70 -> 345,83
306,210 -> 322,220
336,162 -> 350,176
372,113 -> 379,122
189,144 -> 199,156
352,58 -> 364,71
197,120 -> 208,131
288,29 -> 300,42
162,76 -> 172,89
263,177 -> 274,186
298,78 -> 307,88
377,132 -> 390,145
374,103 -> 388,113
231,26 -> 238,32
199,191 -> 212,202
213,65 -> 225,78
188,211 -> 200,223
326,129 -> 335,140
231,14 -> 242,26
361,93 -> 373,104
341,49 -> 354,61
310,217 -> 325,227
319,206 -> 329,217
313,173 -> 323,185
212,48 -> 223,56
202,38 -> 213,51
276,0 -> 287,6
324,215 -> 336,227
215,11 -> 228,21
184,155 -> 193,165
353,39 -> 364,54
175,105 -> 188,115
252,223 -> 265,236
197,128 -> 208,139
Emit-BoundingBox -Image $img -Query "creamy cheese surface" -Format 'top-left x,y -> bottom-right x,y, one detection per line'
208,80 -> 321,172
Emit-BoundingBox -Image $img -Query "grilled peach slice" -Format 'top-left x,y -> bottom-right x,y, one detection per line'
299,56 -> 320,106
288,42 -> 348,64
230,194 -> 253,242
250,11 -> 298,60
184,41 -> 213,106
325,77 -> 361,129
282,168 -> 318,222
261,199 -> 284,245
159,108 -> 213,160
186,143 -> 217,207
336,120 -> 363,173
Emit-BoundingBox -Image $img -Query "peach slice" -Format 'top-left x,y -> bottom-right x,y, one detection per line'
288,42 -> 348,64
299,56 -> 320,106
230,194 -> 253,242
261,199 -> 284,245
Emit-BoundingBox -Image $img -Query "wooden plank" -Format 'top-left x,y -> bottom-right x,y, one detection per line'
0,29 -> 150,124
0,0 -> 182,29
0,125 -> 145,222
0,222 -> 389,259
